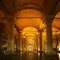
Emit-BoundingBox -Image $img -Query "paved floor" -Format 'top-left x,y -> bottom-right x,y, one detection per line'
0,51 -> 59,60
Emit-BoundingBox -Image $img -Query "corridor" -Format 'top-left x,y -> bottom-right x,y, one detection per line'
0,0 -> 60,60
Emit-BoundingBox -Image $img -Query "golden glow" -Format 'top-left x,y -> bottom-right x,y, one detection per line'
39,21 -> 45,29
16,17 -> 41,29
58,45 -> 60,51
15,9 -> 44,29
10,5 -> 60,55
52,27 -> 59,32
38,53 -> 40,56
15,9 -> 42,17
58,53 -> 60,59
58,47 -> 60,51
26,36 -> 36,51
22,27 -> 39,36
55,12 -> 60,18
20,27 -> 39,52
28,44 -> 33,51
42,31 -> 46,37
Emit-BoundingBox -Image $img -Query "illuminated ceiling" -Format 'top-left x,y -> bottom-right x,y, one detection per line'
0,0 -> 60,53
21,27 -> 39,36
0,0 -> 60,37
20,27 -> 39,50
52,12 -> 60,30
15,9 -> 44,29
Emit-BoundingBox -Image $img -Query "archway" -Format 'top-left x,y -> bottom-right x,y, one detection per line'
52,12 -> 60,52
20,27 -> 39,52
14,8 -> 45,53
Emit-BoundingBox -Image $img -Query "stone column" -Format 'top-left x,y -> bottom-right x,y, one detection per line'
7,20 -> 14,53
58,33 -> 60,50
38,29 -> 43,60
45,19 -> 53,54
16,33 -> 20,52
39,29 -> 43,53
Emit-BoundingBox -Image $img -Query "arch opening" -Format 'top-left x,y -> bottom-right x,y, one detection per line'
20,27 -> 40,52
52,12 -> 60,52
14,9 -> 44,29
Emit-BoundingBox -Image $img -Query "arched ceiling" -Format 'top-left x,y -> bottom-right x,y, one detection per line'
0,0 -> 60,49
15,9 -> 44,29
52,12 -> 60,30
0,0 -> 60,33
0,0 -> 60,15
21,27 -> 39,46
21,27 -> 39,36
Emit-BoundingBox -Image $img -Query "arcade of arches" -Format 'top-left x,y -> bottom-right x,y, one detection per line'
0,0 -> 60,57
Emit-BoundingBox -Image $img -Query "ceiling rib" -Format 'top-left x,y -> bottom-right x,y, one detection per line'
0,17 -> 60,19
0,0 -> 9,15
50,0 -> 59,14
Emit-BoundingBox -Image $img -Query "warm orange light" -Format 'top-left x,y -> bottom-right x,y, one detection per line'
58,45 -> 60,51
58,53 -> 60,59
59,48 -> 60,51
15,9 -> 43,29
39,21 -> 45,29
28,44 -> 33,51
21,27 -> 39,36
21,27 -> 39,52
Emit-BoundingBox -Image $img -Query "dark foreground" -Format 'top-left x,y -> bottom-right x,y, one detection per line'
0,51 -> 59,60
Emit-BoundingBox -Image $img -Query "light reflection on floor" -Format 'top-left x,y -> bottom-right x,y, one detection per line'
20,51 -> 38,60
0,51 -> 58,60
19,51 -> 58,60
58,53 -> 60,60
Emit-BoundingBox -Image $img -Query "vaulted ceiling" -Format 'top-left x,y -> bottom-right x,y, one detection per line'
0,0 -> 60,33
0,0 -> 60,15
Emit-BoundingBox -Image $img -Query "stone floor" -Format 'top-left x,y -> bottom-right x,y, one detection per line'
0,51 -> 59,60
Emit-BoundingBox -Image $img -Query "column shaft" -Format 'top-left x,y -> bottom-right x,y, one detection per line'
40,30 -> 42,52
16,34 -> 20,51
46,20 -> 53,54
7,20 -> 14,53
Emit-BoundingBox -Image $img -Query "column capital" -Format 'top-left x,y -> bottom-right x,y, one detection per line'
38,29 -> 44,33
44,15 -> 54,24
